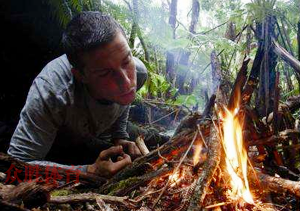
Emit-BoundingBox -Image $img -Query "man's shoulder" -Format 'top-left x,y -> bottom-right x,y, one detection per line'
30,55 -> 76,106
37,55 -> 71,82
36,55 -> 74,93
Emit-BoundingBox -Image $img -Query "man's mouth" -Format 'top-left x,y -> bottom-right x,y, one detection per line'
120,88 -> 135,97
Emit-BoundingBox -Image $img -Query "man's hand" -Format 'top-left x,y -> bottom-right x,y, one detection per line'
87,146 -> 132,177
114,139 -> 142,160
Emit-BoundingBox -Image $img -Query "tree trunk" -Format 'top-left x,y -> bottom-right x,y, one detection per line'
169,0 -> 178,39
127,0 -> 149,61
189,0 -> 200,34
137,27 -> 150,62
283,64 -> 293,92
255,16 -> 277,117
298,21 -> 300,61
210,50 -> 222,94
128,0 -> 138,49
176,50 -> 191,94
166,51 -> 176,85
176,0 -> 200,94
165,0 -> 178,86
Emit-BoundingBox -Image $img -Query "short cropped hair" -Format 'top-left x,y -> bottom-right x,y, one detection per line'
62,11 -> 126,71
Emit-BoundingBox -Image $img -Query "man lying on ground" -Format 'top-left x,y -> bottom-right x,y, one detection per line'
7,11 -> 148,178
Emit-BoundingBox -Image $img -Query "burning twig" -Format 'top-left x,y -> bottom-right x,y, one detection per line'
151,131 -> 199,208
197,124 -> 208,148
205,201 -> 234,209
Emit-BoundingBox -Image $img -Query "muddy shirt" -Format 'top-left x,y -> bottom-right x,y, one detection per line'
7,54 -> 147,172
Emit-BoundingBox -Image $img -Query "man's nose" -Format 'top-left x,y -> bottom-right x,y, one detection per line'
116,69 -> 131,91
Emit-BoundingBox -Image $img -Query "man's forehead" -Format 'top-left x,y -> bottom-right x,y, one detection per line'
98,32 -> 129,55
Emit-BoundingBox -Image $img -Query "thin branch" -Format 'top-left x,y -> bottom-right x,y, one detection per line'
122,0 -> 132,11
152,131 -> 199,208
198,50 -> 225,75
196,21 -> 229,35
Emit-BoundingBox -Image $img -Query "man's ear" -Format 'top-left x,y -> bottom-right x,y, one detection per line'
71,68 -> 87,83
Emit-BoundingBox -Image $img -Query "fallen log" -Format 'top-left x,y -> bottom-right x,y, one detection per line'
49,192 -> 136,208
281,95 -> 300,113
0,199 -> 30,211
0,180 -> 53,208
187,125 -> 221,211
254,171 -> 300,198
249,129 -> 300,146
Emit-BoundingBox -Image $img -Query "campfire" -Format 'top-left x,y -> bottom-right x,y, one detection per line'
218,93 -> 254,205
125,90 -> 260,210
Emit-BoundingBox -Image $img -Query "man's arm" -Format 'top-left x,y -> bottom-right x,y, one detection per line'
7,77 -> 87,172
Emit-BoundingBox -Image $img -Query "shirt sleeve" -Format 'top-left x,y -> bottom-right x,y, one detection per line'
7,78 -> 87,172
110,106 -> 130,140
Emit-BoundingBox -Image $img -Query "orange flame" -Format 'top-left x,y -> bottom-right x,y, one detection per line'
169,170 -> 182,187
221,97 -> 254,204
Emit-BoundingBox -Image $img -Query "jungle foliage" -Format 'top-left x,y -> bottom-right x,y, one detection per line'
43,0 -> 300,113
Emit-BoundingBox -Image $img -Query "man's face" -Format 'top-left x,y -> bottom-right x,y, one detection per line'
79,31 -> 136,105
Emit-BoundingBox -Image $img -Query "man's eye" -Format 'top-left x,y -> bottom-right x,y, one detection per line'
122,59 -> 131,67
93,69 -> 111,77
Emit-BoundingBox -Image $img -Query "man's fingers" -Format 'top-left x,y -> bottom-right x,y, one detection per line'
110,154 -> 132,174
128,142 -> 135,155
117,156 -> 123,161
128,142 -> 141,156
99,146 -> 124,160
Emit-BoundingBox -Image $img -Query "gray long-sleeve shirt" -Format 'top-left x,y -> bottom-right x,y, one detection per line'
7,54 -> 147,172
